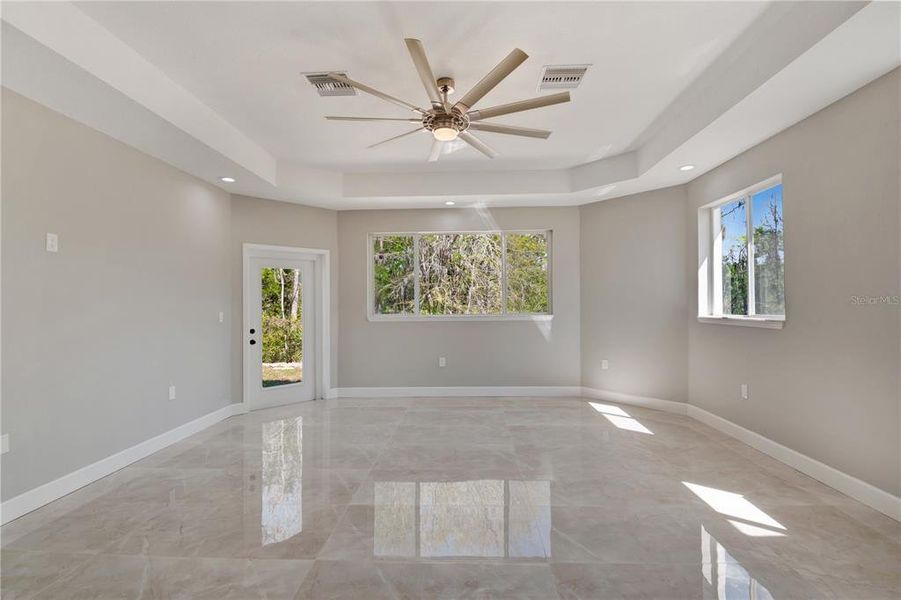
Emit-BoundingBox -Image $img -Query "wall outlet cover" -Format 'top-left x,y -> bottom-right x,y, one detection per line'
741,383 -> 749,400
1,434 -> 9,455
601,360 -> 609,370
438,356 -> 447,368
168,385 -> 176,401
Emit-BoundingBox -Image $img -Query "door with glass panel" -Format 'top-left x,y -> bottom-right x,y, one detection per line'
245,256 -> 315,410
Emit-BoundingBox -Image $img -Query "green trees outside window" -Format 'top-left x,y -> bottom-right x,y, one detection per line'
718,183 -> 784,317
372,231 -> 551,317
505,233 -> 550,314
420,233 -> 502,315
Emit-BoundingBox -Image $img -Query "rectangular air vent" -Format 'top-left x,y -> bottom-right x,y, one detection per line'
538,65 -> 590,91
305,72 -> 357,97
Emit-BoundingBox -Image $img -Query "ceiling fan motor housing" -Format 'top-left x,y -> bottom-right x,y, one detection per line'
423,110 -> 469,135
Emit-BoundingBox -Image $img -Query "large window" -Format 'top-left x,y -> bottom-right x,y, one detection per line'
370,230 -> 551,319
700,176 -> 784,326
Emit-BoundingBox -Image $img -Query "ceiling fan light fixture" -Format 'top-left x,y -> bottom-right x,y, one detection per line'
433,127 -> 459,141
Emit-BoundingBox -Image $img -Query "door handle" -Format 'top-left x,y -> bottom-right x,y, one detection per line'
249,339 -> 256,345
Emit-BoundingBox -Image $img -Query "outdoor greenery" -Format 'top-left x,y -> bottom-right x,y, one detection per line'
261,267 -> 302,386
372,235 -> 415,314
721,199 -> 749,315
419,233 -> 502,315
753,190 -> 785,315
721,185 -> 784,316
505,233 -> 549,313
372,231 -> 550,316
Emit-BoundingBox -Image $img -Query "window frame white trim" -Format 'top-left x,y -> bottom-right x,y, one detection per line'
698,174 -> 784,327
367,229 -> 553,322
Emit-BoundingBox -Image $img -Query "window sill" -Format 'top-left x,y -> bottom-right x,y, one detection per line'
368,314 -> 554,323
697,315 -> 784,330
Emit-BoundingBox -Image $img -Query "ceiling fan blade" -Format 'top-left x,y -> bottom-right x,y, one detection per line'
326,116 -> 422,122
453,48 -> 528,113
405,38 -> 444,110
327,72 -> 426,114
458,131 -> 497,159
428,139 -> 442,162
468,122 -> 552,139
468,91 -> 570,121
367,127 -> 424,149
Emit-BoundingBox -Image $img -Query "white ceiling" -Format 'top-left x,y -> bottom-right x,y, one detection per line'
3,1 -> 899,209
73,1 -> 768,171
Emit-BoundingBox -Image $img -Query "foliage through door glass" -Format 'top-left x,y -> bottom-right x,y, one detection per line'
261,268 -> 303,387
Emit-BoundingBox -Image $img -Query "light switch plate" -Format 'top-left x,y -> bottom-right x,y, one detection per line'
168,385 -> 176,401
1,434 -> 9,455
601,359 -> 609,370
46,233 -> 59,253
219,311 -> 224,323
438,356 -> 446,368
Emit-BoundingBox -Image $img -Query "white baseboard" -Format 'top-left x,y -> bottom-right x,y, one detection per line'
334,386 -> 582,398
686,404 -> 901,522
1,403 -> 242,525
581,387 -> 689,415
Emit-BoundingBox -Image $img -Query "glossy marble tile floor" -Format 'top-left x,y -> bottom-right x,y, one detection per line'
2,397 -> 898,599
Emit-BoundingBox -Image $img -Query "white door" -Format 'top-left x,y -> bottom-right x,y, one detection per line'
244,256 -> 315,410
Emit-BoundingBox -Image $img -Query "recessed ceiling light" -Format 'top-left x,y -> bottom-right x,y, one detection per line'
679,165 -> 695,172
220,176 -> 236,183
444,201 -> 456,206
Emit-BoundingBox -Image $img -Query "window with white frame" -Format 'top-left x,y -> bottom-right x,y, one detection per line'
699,176 -> 784,322
370,231 -> 551,319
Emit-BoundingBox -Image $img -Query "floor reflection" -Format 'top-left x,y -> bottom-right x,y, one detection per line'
374,480 -> 551,559
701,526 -> 775,600
261,416 -> 303,545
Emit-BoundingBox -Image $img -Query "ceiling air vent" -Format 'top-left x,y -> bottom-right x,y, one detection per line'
538,65 -> 590,91
305,72 -> 357,97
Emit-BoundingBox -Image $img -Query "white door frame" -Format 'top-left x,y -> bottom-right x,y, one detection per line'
242,243 -> 330,411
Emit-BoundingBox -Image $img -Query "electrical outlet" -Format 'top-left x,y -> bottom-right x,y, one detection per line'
1,434 -> 9,455
438,356 -> 447,368
741,384 -> 749,400
46,233 -> 58,253
601,359 -> 609,370
168,385 -> 176,401
218,311 -> 224,323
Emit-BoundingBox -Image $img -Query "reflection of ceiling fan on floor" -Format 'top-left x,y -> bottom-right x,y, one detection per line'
324,38 -> 571,161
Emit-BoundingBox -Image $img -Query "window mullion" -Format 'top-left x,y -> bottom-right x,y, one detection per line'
413,234 -> 421,316
500,233 -> 508,315
746,195 -> 756,316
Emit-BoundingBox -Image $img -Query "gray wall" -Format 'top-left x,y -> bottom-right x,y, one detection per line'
686,69 -> 900,495
229,194 -> 339,398
337,207 -> 581,388
1,90 -> 232,500
580,187 -> 689,401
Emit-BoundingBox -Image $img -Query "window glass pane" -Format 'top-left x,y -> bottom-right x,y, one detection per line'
720,199 -> 748,315
372,235 -> 415,314
419,233 -> 502,315
752,184 -> 784,315
505,233 -> 549,313
261,268 -> 303,387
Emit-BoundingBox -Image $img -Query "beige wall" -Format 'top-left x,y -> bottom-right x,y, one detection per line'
580,187 -> 689,401
229,195 -> 339,399
1,91 -> 232,500
686,69 -> 900,495
337,207 -> 581,388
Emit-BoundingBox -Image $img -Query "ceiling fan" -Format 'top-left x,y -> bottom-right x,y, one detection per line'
323,38 -> 571,161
